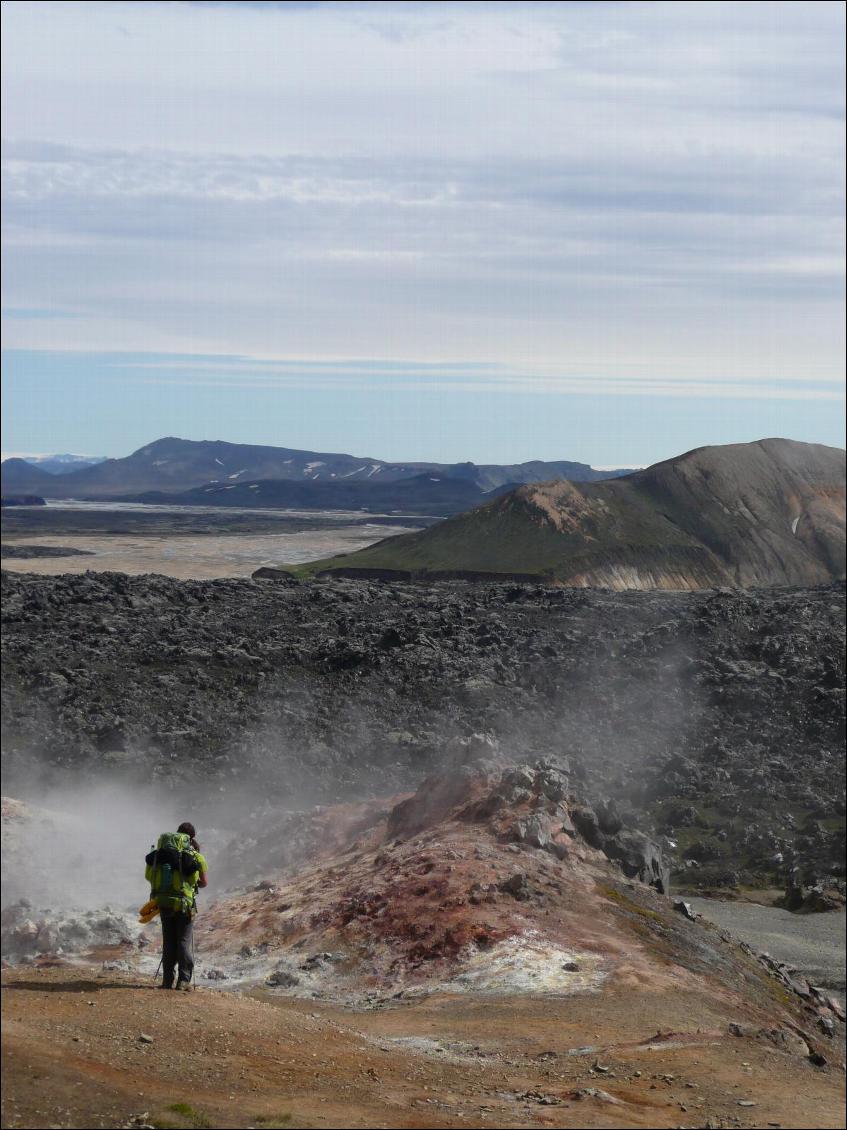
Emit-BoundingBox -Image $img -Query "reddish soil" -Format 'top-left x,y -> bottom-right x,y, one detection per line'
3,765 -> 844,1129
2,965 -> 845,1130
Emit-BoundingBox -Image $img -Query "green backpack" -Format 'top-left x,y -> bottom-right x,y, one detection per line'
145,831 -> 201,913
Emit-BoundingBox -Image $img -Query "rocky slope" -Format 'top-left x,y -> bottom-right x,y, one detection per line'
309,439 -> 846,588
3,758 -> 845,1130
2,570 -> 844,891
197,759 -> 673,999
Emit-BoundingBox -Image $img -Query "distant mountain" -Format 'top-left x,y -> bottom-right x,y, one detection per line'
19,454 -> 108,475
132,473 -> 516,516
426,459 -> 632,492
0,458 -> 61,495
306,439 -> 847,589
0,436 -> 632,502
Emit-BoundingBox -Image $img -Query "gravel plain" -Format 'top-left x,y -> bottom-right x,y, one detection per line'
689,897 -> 846,999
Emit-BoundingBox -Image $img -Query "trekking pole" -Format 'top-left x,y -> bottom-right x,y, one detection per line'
153,955 -> 163,983
191,906 -> 197,991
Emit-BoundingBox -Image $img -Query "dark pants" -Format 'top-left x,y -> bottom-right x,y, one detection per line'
160,910 -> 194,986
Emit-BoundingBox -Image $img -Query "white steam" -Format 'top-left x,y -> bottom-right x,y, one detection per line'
2,780 -> 220,913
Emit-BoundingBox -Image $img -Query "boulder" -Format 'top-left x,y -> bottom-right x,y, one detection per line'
534,761 -> 571,802
603,830 -> 670,894
512,813 -> 553,850
265,968 -> 300,987
571,805 -> 606,850
499,872 -> 531,900
596,799 -> 623,836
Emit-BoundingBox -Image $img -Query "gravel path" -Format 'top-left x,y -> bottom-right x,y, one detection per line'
689,898 -> 846,999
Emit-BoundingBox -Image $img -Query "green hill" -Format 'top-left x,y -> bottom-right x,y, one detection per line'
297,439 -> 846,589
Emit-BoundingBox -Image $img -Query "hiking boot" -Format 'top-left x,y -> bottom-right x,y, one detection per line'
157,982 -> 173,990
176,979 -> 192,991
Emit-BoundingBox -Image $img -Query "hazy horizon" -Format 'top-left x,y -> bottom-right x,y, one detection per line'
4,431 -> 847,475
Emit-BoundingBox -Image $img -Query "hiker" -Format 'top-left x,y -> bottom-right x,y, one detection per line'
144,821 -> 208,990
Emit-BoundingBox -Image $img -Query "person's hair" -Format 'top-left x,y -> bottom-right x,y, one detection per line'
177,821 -> 196,838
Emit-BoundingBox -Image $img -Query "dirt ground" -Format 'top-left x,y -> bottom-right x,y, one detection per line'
2,965 -> 844,1130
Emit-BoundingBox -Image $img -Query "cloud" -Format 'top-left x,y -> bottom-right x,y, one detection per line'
132,373 -> 842,402
14,349 -> 841,402
1,306 -> 83,319
1,0 -> 844,404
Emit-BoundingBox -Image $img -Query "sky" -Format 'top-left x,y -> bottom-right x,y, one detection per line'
1,0 -> 845,467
